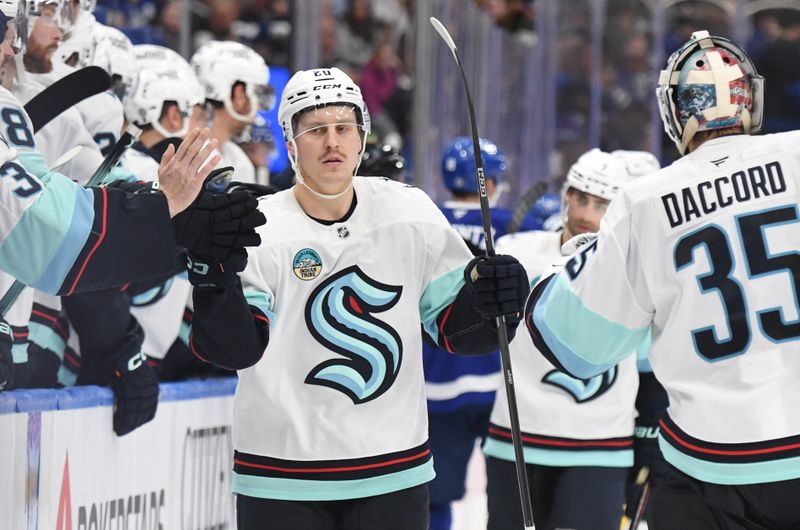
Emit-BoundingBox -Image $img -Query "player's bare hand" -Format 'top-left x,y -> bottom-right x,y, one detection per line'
158,128 -> 222,217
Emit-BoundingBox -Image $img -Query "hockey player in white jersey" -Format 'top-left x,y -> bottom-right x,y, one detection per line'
526,30 -> 800,529
187,67 -> 529,530
485,148 -> 661,530
191,40 -> 271,185
122,45 -> 205,182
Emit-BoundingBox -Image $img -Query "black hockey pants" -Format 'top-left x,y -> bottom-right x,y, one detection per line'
651,464 -> 800,530
236,484 -> 429,530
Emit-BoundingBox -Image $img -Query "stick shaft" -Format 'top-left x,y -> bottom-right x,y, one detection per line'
439,19 -> 534,527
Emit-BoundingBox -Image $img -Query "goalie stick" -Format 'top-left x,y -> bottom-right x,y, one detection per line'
24,66 -> 111,132
0,125 -> 143,316
431,17 -> 535,528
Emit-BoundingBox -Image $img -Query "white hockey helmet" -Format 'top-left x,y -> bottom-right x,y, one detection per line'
132,44 -> 203,106
26,0 -> 71,35
190,40 -> 271,124
611,150 -> 660,178
56,8 -> 94,65
563,148 -> 633,201
657,30 -> 764,155
278,67 -> 371,199
86,24 -> 136,99
124,69 -> 201,139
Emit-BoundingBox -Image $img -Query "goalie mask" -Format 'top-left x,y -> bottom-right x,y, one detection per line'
657,30 -> 764,155
278,67 -> 370,200
191,40 -> 271,124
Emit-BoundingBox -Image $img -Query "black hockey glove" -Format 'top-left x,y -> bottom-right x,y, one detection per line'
0,320 -> 12,390
187,249 -> 248,291
172,167 -> 266,262
105,350 -> 159,436
464,255 -> 530,323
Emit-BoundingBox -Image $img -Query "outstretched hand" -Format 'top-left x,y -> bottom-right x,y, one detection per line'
158,128 -> 221,218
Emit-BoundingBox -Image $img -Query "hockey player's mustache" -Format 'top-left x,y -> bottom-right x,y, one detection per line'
320,150 -> 346,163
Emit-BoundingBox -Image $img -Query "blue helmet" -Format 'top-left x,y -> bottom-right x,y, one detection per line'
441,137 -> 507,194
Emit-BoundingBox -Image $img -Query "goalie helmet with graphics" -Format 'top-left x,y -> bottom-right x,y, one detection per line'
190,40 -> 271,124
278,67 -> 370,198
441,136 -> 507,194
657,30 -> 763,155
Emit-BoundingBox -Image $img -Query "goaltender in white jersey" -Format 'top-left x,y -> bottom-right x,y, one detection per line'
527,30 -> 800,530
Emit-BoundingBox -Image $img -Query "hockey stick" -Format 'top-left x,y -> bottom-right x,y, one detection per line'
24,66 -> 111,132
629,466 -> 651,529
430,17 -> 535,529
506,181 -> 548,234
0,125 -> 142,316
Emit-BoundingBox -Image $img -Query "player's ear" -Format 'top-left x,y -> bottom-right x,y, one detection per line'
286,141 -> 295,159
231,83 -> 250,115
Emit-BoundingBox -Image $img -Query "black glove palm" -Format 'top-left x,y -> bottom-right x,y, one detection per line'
106,351 -> 159,436
464,254 -> 529,323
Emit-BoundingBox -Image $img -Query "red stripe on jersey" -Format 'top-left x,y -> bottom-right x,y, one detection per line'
234,449 -> 430,474
67,187 -> 108,296
660,420 -> 800,456
489,426 -> 633,448
438,304 -> 455,353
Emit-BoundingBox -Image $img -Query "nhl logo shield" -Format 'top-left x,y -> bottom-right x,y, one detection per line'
293,248 -> 323,280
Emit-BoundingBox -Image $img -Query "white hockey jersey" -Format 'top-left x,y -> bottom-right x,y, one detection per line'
232,177 -> 473,500
529,132 -> 800,485
485,230 -> 638,468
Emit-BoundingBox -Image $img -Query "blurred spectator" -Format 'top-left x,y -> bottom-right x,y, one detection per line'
753,10 -> 800,133
361,43 -> 402,147
334,0 -> 381,81
238,0 -> 293,67
193,0 -> 242,48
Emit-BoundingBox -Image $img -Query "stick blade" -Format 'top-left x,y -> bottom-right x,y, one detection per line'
430,17 -> 458,56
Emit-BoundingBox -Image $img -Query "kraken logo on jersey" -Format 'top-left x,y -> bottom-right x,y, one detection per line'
541,366 -> 617,403
304,265 -> 403,404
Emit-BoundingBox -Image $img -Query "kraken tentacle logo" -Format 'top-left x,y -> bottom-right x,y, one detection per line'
541,366 -> 617,403
304,265 -> 403,404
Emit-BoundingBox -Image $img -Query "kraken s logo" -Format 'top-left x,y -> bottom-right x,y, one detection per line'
304,265 -> 403,404
541,366 -> 617,403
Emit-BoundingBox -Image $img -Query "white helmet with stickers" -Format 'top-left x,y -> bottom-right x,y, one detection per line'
611,149 -> 660,178
656,30 -> 764,155
132,44 -> 203,107
124,69 -> 201,139
190,40 -> 271,124
26,0 -> 71,36
277,67 -> 371,199
563,148 -> 632,202
85,24 -> 137,99
56,8 -> 95,66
